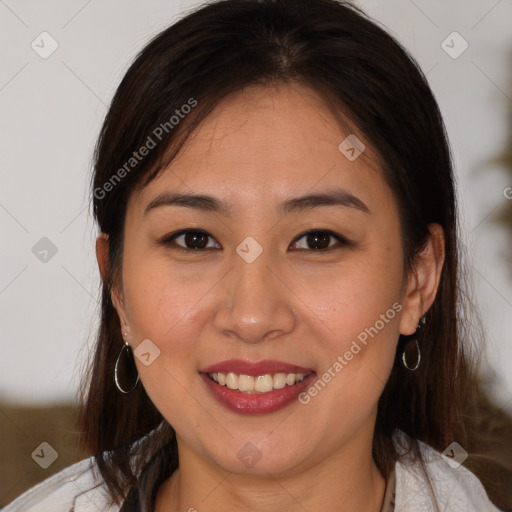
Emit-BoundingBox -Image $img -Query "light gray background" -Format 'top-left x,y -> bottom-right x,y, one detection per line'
1,0 -> 511,412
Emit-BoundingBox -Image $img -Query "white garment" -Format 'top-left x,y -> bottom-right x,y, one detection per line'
2,435 -> 502,512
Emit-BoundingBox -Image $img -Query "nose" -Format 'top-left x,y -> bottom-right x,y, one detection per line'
213,248 -> 296,344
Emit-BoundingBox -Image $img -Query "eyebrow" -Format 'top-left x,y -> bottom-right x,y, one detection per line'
144,188 -> 371,217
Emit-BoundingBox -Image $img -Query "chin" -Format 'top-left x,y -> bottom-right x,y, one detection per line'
202,434 -> 312,478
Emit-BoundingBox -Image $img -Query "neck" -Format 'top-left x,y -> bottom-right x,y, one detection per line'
155,428 -> 386,512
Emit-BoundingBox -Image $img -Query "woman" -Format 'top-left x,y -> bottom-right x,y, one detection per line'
4,0 -> 509,510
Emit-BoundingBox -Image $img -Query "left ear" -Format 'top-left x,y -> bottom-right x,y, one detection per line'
399,223 -> 445,336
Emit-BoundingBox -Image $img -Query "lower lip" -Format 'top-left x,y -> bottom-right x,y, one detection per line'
200,372 -> 316,415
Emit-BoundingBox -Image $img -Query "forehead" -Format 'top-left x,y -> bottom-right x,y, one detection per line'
131,82 -> 392,215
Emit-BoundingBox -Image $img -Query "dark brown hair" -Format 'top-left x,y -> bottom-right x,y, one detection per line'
80,0 -> 512,510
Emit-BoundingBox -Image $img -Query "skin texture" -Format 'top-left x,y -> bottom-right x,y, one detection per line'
96,83 -> 445,512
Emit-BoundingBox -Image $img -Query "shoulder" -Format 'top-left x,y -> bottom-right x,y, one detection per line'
393,432 -> 502,512
2,457 -> 119,512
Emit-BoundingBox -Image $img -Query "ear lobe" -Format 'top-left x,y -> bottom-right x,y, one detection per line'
111,287 -> 129,333
399,223 -> 445,336
95,232 -> 129,332
96,232 -> 110,283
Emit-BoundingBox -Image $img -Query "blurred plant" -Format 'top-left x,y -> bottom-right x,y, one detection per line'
489,49 -> 512,272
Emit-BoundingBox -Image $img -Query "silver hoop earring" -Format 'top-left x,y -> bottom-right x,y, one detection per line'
401,316 -> 425,371
114,342 -> 140,394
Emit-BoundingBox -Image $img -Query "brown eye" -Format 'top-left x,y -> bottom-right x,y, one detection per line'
183,231 -> 209,249
291,230 -> 350,251
160,229 -> 221,251
159,229 -> 350,253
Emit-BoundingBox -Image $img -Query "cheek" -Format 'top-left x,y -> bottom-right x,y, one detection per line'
298,244 -> 403,350
120,257 -> 214,427
295,244 -> 403,412
122,254 -> 214,344
119,255 -> 215,409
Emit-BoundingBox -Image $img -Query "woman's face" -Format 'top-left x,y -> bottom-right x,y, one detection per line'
111,83 -> 427,476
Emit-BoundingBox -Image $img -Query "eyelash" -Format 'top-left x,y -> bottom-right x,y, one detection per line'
158,229 -> 353,253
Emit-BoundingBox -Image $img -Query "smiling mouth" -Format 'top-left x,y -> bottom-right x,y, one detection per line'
207,371 -> 310,394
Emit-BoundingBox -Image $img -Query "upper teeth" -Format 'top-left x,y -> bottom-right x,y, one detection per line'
208,372 -> 308,393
